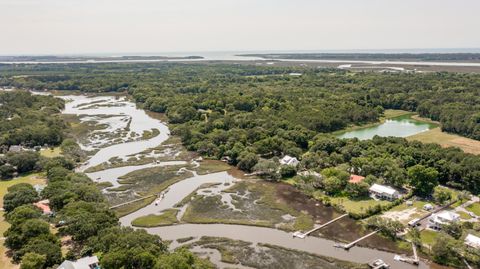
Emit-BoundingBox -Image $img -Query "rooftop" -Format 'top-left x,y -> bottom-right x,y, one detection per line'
349,175 -> 365,184
58,256 -> 100,269
465,234 -> 480,249
33,199 -> 52,215
431,210 -> 460,223
369,183 -> 398,195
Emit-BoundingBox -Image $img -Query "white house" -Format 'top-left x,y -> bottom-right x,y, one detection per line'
280,155 -> 299,167
58,256 -> 100,269
369,184 -> 401,200
464,234 -> 480,249
428,211 -> 460,230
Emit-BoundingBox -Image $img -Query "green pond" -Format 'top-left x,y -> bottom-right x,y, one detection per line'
337,114 -> 437,140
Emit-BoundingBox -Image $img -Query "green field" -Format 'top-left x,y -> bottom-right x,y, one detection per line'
39,147 -> 63,158
466,203 -> 480,216
420,230 -> 439,247
314,192 -> 391,215
195,160 -> 231,175
407,127 -> 480,155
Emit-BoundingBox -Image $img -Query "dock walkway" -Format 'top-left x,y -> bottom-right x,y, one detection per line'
293,214 -> 348,239
336,230 -> 379,250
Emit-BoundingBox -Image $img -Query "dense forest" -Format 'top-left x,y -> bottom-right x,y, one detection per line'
0,91 -> 66,148
1,63 -> 479,139
301,136 -> 480,195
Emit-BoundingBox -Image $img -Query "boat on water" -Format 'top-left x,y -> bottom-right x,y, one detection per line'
368,259 -> 390,269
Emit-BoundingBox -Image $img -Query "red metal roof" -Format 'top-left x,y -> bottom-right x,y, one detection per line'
34,202 -> 52,214
349,174 -> 365,184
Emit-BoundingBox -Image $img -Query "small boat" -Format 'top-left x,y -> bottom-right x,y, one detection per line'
368,259 -> 390,269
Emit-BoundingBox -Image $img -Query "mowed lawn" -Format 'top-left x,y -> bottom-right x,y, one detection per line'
313,191 -> 391,215
420,230 -> 439,247
40,147 -> 63,158
407,127 -> 480,155
0,173 -> 46,269
466,203 -> 480,216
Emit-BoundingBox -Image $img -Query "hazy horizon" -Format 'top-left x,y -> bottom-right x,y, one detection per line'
1,0 -> 480,55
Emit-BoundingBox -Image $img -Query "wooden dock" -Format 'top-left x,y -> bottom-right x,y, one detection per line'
339,230 -> 379,250
393,241 -> 419,265
293,214 -> 348,239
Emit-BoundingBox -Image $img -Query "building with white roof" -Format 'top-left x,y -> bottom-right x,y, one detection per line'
58,256 -> 100,269
428,211 -> 460,230
280,155 -> 299,167
464,234 -> 480,249
369,183 -> 401,200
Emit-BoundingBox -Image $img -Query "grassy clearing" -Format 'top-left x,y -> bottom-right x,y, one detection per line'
420,230 -> 439,247
383,109 -> 415,119
39,147 -> 62,158
458,211 -> 473,220
195,160 -> 231,175
407,127 -> 480,155
466,203 -> 480,216
315,192 -> 391,215
131,209 -> 179,227
182,181 -> 314,231
0,173 -> 46,269
189,237 -> 368,269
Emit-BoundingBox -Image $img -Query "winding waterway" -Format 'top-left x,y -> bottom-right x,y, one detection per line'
61,94 -> 440,269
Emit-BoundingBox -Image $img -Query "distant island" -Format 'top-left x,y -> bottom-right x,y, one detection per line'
0,55 -> 204,63
239,53 -> 480,62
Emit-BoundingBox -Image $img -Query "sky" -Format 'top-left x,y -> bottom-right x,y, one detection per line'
1,0 -> 480,55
